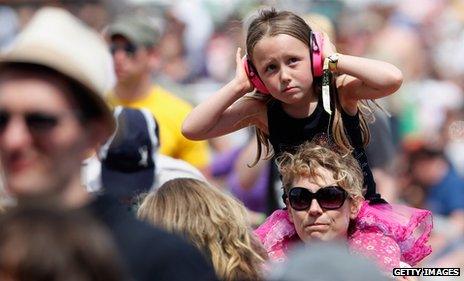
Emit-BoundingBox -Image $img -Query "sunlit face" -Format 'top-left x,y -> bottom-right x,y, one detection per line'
110,35 -> 153,83
0,74 -> 93,197
252,34 -> 314,104
287,168 -> 360,243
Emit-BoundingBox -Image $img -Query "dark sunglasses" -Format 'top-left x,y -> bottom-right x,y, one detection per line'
287,186 -> 348,211
110,42 -> 138,56
0,110 -> 65,134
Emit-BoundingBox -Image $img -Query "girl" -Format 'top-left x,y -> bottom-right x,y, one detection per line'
182,8 -> 403,202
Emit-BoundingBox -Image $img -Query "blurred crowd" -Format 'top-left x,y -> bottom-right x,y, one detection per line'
0,0 -> 463,280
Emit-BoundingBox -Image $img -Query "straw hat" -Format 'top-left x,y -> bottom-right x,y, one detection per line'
0,7 -> 115,135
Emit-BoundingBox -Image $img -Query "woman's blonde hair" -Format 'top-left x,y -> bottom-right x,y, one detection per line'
277,141 -> 364,200
245,8 -> 372,166
137,178 -> 267,281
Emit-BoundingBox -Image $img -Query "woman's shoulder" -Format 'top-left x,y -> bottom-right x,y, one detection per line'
254,210 -> 297,262
351,201 -> 433,267
349,227 -> 402,272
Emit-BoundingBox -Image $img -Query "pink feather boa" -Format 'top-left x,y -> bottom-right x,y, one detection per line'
254,201 -> 433,272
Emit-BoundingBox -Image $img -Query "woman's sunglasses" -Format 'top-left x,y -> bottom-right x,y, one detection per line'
287,186 -> 348,211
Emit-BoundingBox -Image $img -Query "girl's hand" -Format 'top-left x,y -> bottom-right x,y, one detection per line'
234,47 -> 255,94
322,32 -> 337,59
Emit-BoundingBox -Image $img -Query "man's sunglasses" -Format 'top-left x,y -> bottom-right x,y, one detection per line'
287,186 -> 348,211
0,110 -> 66,134
109,42 -> 138,56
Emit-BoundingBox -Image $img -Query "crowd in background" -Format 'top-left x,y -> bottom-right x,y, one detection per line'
0,0 -> 463,280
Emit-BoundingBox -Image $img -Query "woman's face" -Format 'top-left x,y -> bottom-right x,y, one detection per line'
287,168 -> 361,243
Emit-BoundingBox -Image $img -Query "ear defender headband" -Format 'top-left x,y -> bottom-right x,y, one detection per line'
243,57 -> 269,93
243,31 -> 325,95
310,31 -> 324,77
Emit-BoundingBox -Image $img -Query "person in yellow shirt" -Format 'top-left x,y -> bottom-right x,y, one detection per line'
106,15 -> 210,169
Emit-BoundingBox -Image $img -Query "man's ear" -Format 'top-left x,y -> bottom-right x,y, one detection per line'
349,196 -> 363,220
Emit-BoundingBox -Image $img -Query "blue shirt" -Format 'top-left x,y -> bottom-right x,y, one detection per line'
426,167 -> 464,216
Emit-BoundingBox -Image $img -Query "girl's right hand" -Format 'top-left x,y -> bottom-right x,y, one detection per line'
234,47 -> 255,94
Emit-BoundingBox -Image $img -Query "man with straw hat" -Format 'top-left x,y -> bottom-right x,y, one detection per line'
0,6 -> 217,281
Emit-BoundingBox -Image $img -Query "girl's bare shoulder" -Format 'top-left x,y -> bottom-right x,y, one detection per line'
235,93 -> 269,132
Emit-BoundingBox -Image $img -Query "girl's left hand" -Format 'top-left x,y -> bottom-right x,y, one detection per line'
322,32 -> 337,59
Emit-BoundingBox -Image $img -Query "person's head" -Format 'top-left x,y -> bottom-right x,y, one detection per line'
277,142 -> 364,243
407,143 -> 449,187
107,14 -> 161,84
0,7 -> 114,205
0,205 -> 125,281
244,9 -> 370,168
99,106 -> 159,205
137,178 -> 267,281
245,8 -> 317,103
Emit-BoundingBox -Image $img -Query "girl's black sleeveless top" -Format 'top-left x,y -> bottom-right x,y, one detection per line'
267,98 -> 383,202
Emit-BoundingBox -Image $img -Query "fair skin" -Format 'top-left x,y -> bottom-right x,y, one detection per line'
286,168 -> 361,242
0,72 -> 103,208
182,32 -> 403,140
111,35 -> 159,102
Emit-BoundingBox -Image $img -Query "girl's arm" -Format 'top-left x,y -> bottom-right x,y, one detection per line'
335,54 -> 403,114
182,48 -> 267,140
322,34 -> 403,114
336,54 -> 403,101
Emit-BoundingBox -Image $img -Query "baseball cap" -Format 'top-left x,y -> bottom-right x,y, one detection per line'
107,15 -> 160,47
99,106 -> 160,202
0,7 -> 115,135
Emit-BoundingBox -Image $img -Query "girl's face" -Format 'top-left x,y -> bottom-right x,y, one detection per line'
252,34 -> 314,104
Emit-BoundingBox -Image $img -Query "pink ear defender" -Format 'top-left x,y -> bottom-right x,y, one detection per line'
311,31 -> 324,78
243,57 -> 270,94
243,31 -> 324,94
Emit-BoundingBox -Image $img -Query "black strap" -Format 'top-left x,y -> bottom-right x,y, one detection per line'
266,159 -> 281,215
367,193 -> 388,205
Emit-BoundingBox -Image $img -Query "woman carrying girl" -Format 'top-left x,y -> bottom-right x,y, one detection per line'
182,8 -> 403,203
